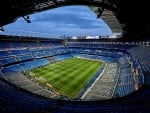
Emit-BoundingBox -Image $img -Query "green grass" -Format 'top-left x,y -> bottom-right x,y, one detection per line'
26,58 -> 103,98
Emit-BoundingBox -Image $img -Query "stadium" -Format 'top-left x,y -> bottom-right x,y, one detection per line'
0,0 -> 150,113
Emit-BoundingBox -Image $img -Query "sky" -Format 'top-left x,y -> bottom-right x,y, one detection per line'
2,5 -> 112,38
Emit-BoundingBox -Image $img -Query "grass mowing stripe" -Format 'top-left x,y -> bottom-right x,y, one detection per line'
50,60 -> 94,90
31,59 -> 101,85
29,59 -> 83,84
44,58 -> 80,71
48,60 -> 97,97
50,58 -> 87,69
27,58 -> 103,98
37,59 -> 88,83
61,62 -> 101,97
32,59 -> 79,76
39,58 -> 90,81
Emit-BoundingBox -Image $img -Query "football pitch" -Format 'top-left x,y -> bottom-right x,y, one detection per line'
26,58 -> 103,98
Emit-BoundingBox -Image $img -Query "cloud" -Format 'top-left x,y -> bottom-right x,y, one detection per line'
3,5 -> 112,37
30,6 -> 110,29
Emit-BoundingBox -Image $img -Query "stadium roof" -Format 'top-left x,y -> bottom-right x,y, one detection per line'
0,0 -> 150,41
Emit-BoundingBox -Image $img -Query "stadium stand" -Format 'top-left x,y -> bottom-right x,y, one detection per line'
0,35 -> 149,113
127,46 -> 150,85
18,54 -> 33,61
83,63 -> 118,100
2,64 -> 23,73
0,0 -> 150,112
54,54 -> 73,61
113,56 -> 135,97
0,78 -> 56,113
20,59 -> 49,71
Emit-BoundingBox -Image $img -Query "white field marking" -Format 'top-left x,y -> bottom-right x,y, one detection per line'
81,63 -> 107,99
